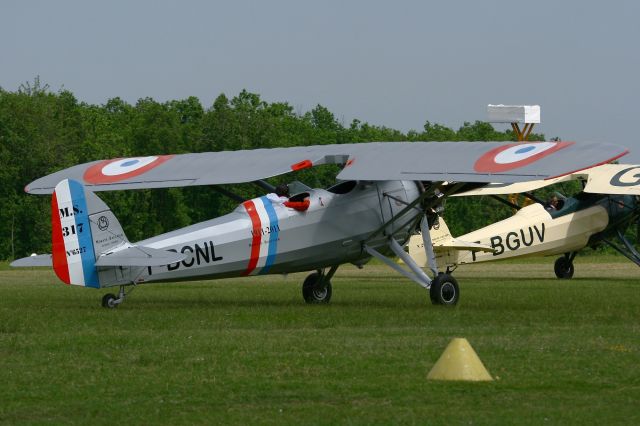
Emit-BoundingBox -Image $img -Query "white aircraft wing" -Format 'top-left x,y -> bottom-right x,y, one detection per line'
452,175 -> 575,197
453,163 -> 640,197
24,141 -> 628,194
582,164 -> 640,195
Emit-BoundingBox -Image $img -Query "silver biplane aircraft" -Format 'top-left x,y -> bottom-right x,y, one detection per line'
408,164 -> 640,279
11,141 -> 628,307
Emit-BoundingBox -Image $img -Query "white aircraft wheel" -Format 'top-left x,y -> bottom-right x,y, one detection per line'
430,274 -> 459,306
554,257 -> 574,279
302,272 -> 332,304
101,293 -> 118,308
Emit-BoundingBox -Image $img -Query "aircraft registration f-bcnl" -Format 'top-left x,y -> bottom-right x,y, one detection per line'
12,140 -> 629,307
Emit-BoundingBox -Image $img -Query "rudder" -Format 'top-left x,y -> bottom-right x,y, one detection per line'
51,179 -> 129,288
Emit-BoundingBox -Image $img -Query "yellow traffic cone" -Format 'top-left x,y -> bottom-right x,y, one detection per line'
427,338 -> 493,381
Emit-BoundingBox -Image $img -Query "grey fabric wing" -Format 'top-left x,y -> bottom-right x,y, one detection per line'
335,141 -> 627,182
25,141 -> 628,194
10,254 -> 53,267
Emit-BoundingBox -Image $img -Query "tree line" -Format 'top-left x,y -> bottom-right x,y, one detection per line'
0,78 -> 543,260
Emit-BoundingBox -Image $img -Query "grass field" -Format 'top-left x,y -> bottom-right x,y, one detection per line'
1,257 -> 639,425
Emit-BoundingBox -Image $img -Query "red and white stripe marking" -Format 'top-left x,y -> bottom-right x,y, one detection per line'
83,155 -> 173,184
474,141 -> 574,173
243,197 -> 281,275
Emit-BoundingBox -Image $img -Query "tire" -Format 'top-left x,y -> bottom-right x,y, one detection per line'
554,257 -> 574,279
101,293 -> 118,308
429,273 -> 459,306
302,272 -> 332,304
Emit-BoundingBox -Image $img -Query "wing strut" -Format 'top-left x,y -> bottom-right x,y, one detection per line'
364,238 -> 431,289
420,213 -> 439,276
253,180 -> 276,193
490,195 -> 521,211
212,186 -> 246,203
363,210 -> 443,290
601,229 -> 640,267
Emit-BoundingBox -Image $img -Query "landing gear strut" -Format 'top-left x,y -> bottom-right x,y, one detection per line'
101,285 -> 133,308
554,252 -> 575,279
302,265 -> 337,304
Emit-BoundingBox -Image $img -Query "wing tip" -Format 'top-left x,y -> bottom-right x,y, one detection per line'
546,149 -> 629,180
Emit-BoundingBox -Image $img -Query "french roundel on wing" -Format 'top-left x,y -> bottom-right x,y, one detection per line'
83,155 -> 173,184
474,141 -> 574,173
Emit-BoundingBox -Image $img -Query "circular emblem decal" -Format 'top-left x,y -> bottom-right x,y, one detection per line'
97,215 -> 110,231
83,155 -> 173,184
474,141 -> 574,173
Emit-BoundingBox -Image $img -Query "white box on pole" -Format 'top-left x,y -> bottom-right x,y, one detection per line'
487,105 -> 540,124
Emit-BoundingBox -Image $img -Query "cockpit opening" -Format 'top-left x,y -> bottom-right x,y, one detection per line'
327,180 -> 357,194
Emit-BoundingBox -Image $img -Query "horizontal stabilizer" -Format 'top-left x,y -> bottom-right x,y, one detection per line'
95,246 -> 186,267
10,254 -> 53,267
434,238 -> 497,253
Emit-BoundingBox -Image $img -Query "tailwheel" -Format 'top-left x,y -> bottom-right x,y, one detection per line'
429,273 -> 459,306
101,293 -> 118,309
554,256 -> 574,279
101,285 -> 132,308
302,272 -> 332,304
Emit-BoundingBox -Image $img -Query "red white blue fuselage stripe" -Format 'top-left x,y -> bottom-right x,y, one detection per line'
259,197 -> 279,274
51,179 -> 99,287
243,196 -> 281,275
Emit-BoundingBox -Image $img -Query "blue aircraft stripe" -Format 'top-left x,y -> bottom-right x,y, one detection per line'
259,196 -> 279,274
69,180 -> 100,288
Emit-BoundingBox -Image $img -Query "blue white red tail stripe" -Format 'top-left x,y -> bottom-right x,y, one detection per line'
242,196 -> 283,275
51,180 -> 99,288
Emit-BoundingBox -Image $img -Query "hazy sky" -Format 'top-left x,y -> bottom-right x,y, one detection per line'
3,0 -> 640,161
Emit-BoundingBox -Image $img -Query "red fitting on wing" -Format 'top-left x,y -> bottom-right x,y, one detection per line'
291,159 -> 313,171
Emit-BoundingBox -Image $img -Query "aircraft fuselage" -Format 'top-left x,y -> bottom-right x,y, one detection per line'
433,194 -> 637,268
97,181 -> 421,287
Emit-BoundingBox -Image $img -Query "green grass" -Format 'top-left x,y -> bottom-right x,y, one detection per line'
1,259 -> 639,425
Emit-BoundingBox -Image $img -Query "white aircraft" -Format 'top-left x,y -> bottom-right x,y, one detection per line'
11,141 -> 628,307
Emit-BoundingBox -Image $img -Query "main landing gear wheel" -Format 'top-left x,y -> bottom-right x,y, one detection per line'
101,293 -> 118,308
430,273 -> 459,306
554,256 -> 574,279
302,272 -> 332,304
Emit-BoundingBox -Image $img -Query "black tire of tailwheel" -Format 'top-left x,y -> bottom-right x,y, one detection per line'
554,257 -> 574,279
429,273 -> 459,306
101,293 -> 117,308
302,272 -> 332,304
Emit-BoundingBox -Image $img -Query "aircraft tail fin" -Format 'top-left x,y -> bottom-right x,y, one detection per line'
51,179 -> 129,288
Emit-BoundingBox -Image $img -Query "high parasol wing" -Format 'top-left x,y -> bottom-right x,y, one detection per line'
25,141 -> 627,194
